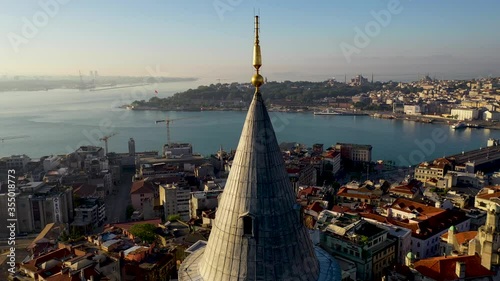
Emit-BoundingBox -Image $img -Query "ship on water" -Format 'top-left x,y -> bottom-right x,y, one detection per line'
313,108 -> 341,115
451,122 -> 467,129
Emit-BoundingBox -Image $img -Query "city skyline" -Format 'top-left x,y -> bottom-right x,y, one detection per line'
1,0 -> 500,82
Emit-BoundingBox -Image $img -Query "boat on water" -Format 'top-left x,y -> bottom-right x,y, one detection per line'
313,108 -> 341,115
467,123 -> 484,129
451,122 -> 467,129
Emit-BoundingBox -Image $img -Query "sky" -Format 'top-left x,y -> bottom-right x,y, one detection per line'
1,0 -> 500,82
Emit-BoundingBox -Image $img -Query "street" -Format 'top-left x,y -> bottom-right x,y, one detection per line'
105,171 -> 134,225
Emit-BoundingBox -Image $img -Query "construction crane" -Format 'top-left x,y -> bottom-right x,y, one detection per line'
0,135 -> 29,142
155,117 -> 195,146
99,133 -> 118,155
216,78 -> 229,84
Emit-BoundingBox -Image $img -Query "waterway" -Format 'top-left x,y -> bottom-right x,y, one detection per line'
1,79 -> 499,166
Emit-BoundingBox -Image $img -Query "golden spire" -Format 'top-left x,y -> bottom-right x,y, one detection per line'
251,16 -> 264,91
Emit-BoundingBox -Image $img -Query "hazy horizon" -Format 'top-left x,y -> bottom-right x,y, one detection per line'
2,0 -> 500,82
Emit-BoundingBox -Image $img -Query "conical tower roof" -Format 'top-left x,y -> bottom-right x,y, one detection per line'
178,16 -> 339,281
198,91 -> 320,281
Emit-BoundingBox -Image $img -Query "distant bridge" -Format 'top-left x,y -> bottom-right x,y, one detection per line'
447,145 -> 500,172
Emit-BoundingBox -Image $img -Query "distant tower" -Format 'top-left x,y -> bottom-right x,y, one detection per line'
446,225 -> 456,255
345,73 -> 347,84
178,16 -> 339,281
478,208 -> 500,269
372,73 -> 374,84
128,138 -> 136,156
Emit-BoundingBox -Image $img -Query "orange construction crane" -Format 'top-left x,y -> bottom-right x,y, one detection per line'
155,117 -> 195,145
99,132 -> 118,154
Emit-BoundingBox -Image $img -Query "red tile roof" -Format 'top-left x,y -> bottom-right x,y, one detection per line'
110,218 -> 162,232
441,231 -> 478,245
307,201 -> 324,213
389,180 -> 421,195
21,248 -> 72,273
337,188 -> 378,200
386,208 -> 468,240
73,183 -> 97,198
476,186 -> 500,200
298,187 -> 322,198
130,180 -> 155,195
390,198 -> 445,218
323,151 -> 340,158
360,212 -> 390,223
413,254 -> 493,281
331,205 -> 352,214
45,266 -> 101,281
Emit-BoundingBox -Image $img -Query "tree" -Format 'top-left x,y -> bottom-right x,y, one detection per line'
126,205 -> 135,220
167,214 -> 181,222
129,223 -> 157,243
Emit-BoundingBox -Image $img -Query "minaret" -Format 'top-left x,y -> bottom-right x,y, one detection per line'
178,16 -> 337,281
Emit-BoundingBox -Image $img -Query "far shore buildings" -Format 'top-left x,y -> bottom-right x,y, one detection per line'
451,107 -> 479,121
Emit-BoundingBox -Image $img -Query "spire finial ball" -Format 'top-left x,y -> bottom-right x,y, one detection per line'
251,74 -> 264,87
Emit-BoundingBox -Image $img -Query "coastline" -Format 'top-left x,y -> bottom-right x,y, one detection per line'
121,105 -> 500,130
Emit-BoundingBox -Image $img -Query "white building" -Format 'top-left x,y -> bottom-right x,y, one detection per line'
323,151 -> 341,176
72,198 -> 106,231
404,104 -> 422,115
159,183 -> 191,221
43,155 -> 61,172
1,154 -> 31,171
451,108 -> 479,121
362,218 -> 412,265
482,110 -> 500,121
163,143 -> 193,159
189,190 -> 223,219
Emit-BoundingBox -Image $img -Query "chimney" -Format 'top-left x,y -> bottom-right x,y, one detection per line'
455,261 -> 465,280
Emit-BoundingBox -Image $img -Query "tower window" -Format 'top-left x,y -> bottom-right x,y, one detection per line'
243,216 -> 253,236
